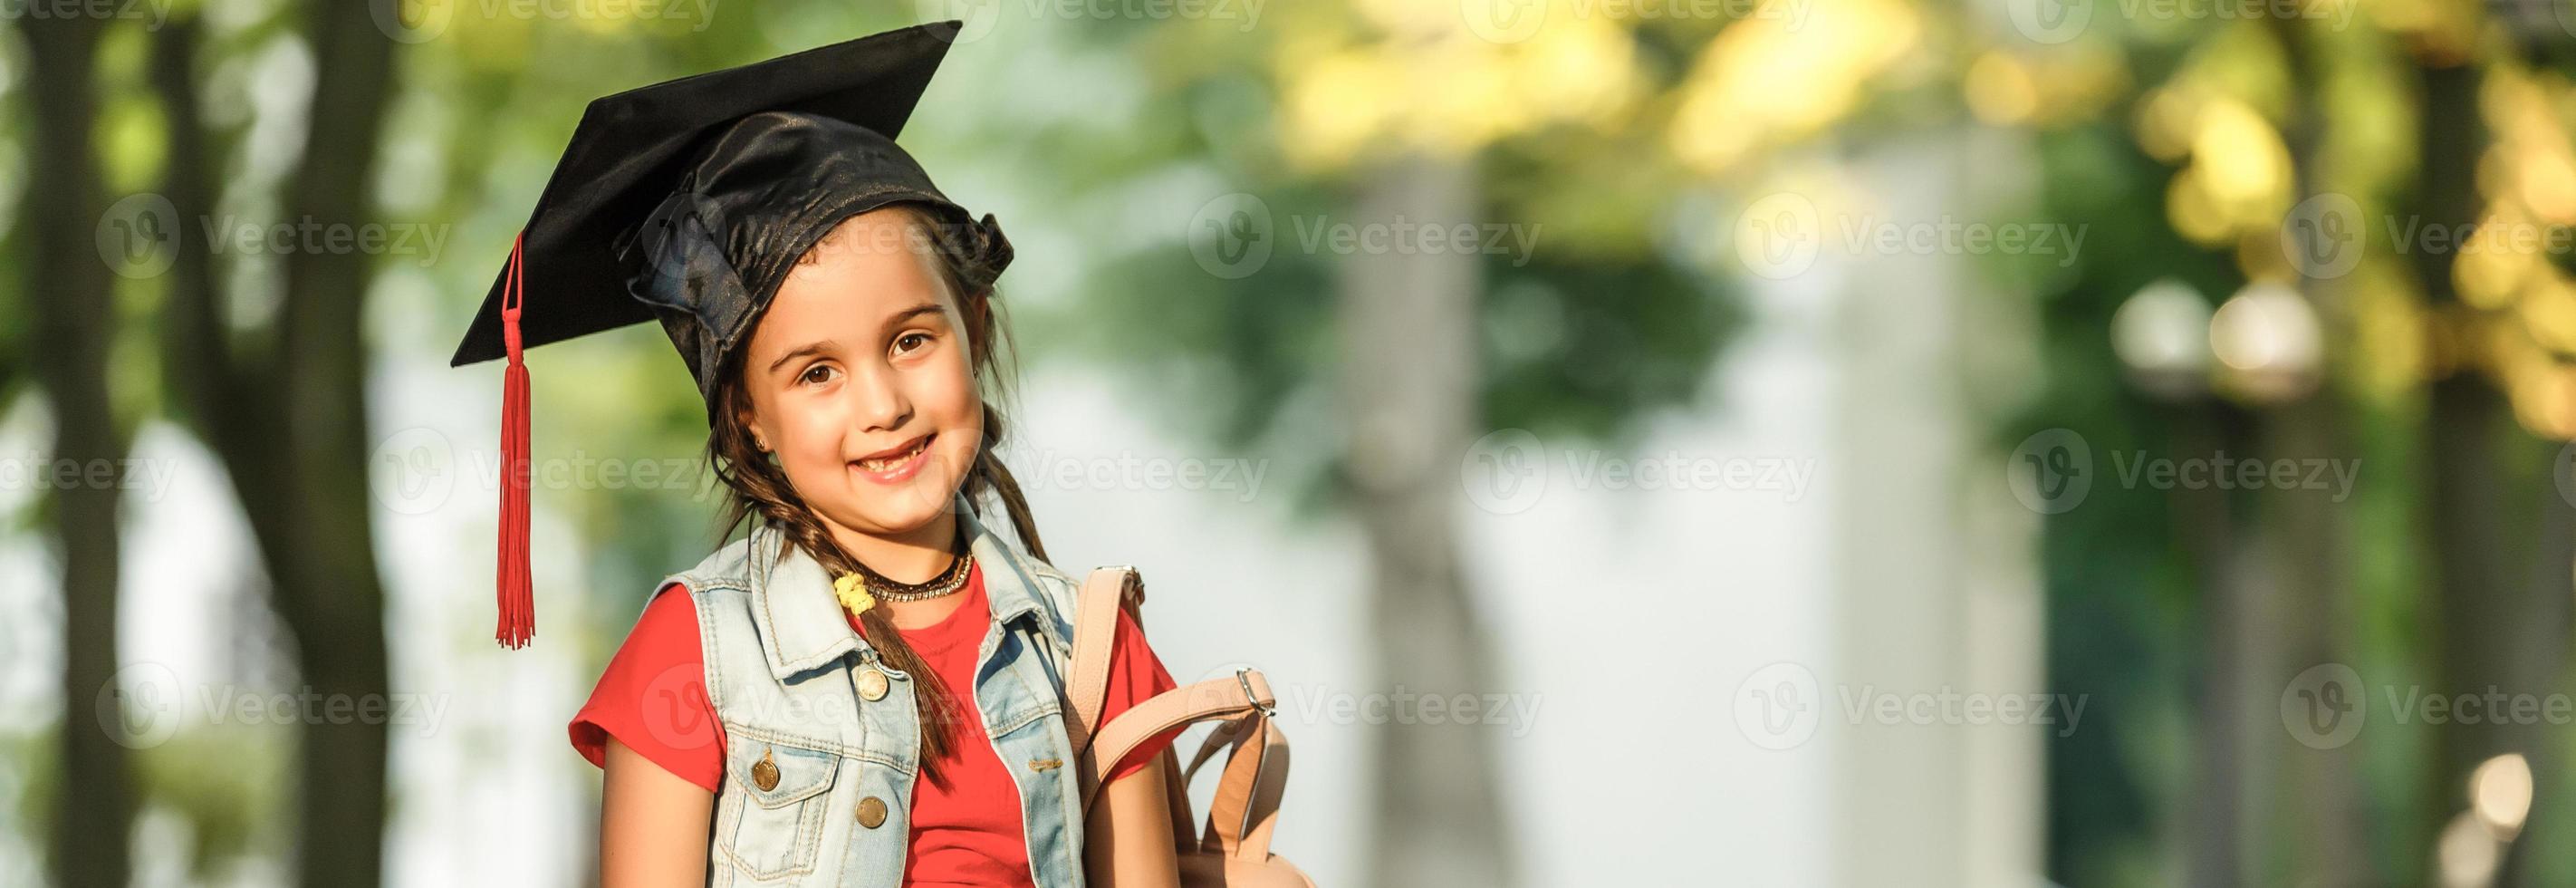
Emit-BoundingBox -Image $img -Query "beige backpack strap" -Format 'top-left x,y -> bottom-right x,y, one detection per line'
1078,668 -> 1277,816
1062,566 -> 1140,759
1198,713 -> 1290,862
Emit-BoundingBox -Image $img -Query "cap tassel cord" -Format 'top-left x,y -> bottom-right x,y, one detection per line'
497,232 -> 534,649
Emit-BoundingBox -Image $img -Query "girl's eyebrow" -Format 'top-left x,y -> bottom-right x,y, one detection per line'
883,303 -> 945,329
764,340 -> 840,375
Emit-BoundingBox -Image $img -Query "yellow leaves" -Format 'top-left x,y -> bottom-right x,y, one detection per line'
2476,68 -> 2576,226
2437,59 -> 2576,438
2345,265 -> 2426,405
2516,275 -> 2576,355
1276,6 -> 1645,171
1966,53 -> 2041,125
1966,45 -> 2129,129
1668,0 -> 1921,176
2157,96 -> 2292,248
1283,48 -> 1403,170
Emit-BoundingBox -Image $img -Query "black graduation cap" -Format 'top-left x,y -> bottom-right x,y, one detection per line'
449,21 -> 1015,649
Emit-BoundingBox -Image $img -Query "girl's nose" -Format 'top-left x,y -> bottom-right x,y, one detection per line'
848,362 -> 913,432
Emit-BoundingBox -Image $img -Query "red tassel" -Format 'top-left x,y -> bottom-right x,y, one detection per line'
496,232 -> 534,649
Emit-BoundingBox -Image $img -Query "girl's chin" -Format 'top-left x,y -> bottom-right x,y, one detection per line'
831,478 -> 965,533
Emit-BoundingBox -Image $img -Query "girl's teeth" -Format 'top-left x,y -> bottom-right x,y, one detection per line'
860,439 -> 926,471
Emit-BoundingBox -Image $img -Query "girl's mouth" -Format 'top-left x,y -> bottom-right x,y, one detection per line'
851,433 -> 935,483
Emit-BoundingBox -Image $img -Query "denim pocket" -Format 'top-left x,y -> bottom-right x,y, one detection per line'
716,738 -> 839,882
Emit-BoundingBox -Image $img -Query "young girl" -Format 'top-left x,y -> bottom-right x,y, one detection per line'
448,24 -> 1187,888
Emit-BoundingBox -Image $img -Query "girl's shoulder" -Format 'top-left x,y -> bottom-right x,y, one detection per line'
661,529 -> 777,594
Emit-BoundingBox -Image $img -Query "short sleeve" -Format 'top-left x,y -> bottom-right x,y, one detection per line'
569,583 -> 724,793
1094,605 -> 1185,786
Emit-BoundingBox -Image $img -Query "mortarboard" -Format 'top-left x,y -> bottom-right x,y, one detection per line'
448,21 -> 1015,649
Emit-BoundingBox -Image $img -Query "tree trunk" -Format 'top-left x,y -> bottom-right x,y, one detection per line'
1341,155 -> 1514,888
2257,18 -> 2366,885
151,6 -> 400,885
2412,58 -> 2521,879
24,13 -> 134,888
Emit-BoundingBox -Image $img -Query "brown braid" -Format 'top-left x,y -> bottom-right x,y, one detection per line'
703,204 -> 1047,770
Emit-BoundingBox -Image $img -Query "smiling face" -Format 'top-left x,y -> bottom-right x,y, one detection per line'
731,207 -> 985,548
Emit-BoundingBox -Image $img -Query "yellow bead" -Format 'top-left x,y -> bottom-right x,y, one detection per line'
833,572 -> 876,615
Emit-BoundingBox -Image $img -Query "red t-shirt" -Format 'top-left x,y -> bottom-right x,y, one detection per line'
569,560 -> 1182,886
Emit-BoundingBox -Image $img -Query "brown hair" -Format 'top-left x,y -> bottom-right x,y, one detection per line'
703,205 -> 1047,767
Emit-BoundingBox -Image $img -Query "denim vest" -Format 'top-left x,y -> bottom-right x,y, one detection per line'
665,496 -> 1090,887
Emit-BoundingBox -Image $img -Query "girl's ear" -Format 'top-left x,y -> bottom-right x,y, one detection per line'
730,389 -> 768,453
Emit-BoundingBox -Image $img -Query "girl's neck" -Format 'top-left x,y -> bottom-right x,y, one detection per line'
823,508 -> 961,584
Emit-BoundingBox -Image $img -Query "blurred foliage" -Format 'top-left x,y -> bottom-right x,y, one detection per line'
18,0 -> 2576,884
1037,4 -> 1746,519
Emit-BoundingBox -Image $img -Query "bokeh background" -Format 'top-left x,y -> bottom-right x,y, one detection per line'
7,0 -> 2576,885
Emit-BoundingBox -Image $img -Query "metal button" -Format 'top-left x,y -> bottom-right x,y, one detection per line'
856,795 -> 888,828
751,747 -> 780,792
856,667 -> 889,701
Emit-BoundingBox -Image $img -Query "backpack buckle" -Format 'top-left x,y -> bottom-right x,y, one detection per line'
1235,667 -> 1276,718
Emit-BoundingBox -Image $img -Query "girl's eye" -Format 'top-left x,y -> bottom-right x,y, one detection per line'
798,363 -> 839,386
893,332 -> 933,355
